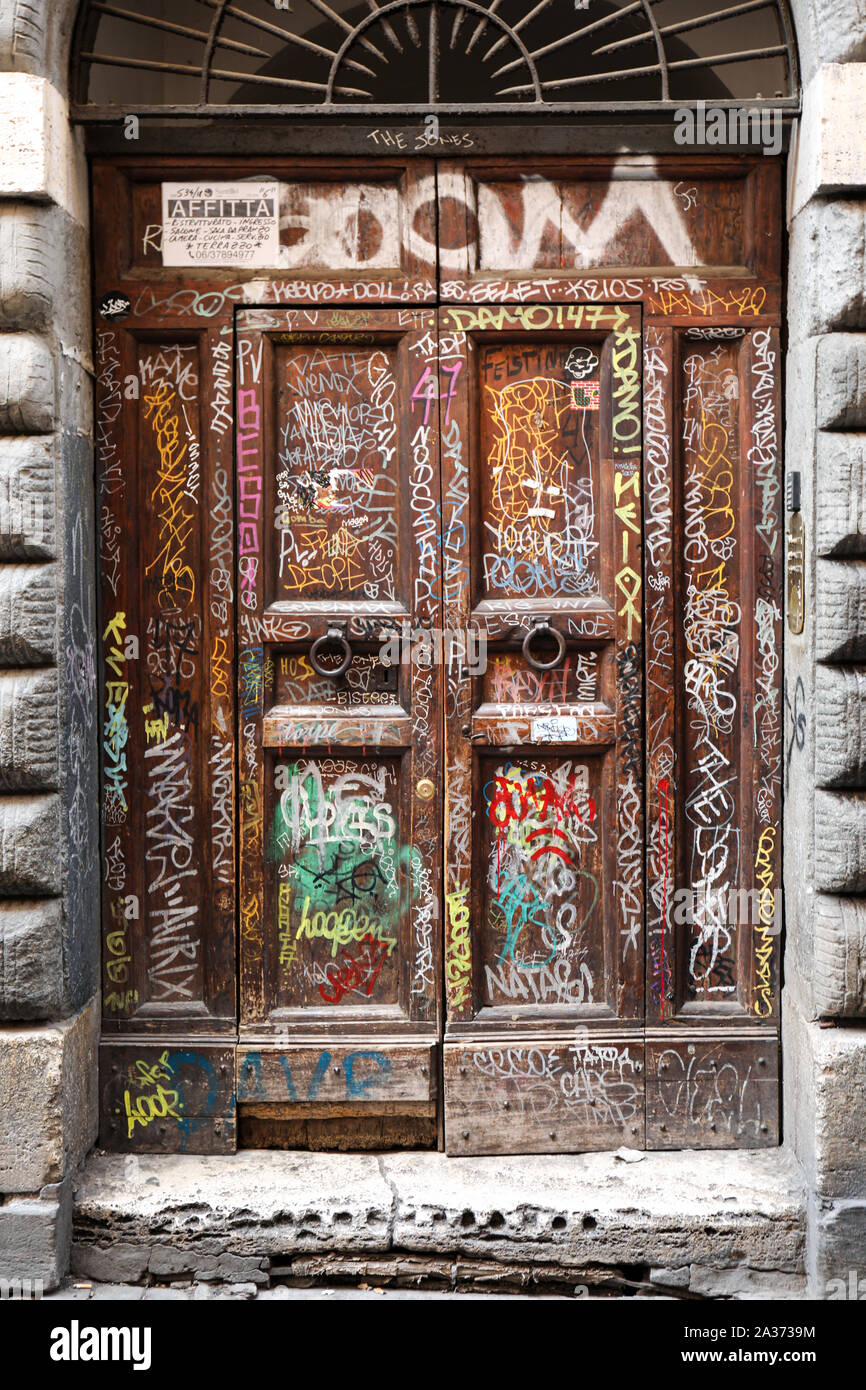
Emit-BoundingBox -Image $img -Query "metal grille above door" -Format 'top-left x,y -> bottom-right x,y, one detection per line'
72,0 -> 798,118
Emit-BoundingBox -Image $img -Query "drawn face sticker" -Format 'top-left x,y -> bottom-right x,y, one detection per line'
564,346 -> 599,381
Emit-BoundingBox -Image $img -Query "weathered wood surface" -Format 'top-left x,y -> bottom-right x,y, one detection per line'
92,155 -> 783,1154
443,1038 -> 645,1155
235,308 -> 443,1056
99,1043 -> 236,1153
97,327 -> 236,1036
441,305 -> 644,1048
645,1037 -> 780,1149
236,1043 -> 437,1104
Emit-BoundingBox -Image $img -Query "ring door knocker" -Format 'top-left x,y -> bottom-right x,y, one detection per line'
522,616 -> 566,672
310,621 -> 353,679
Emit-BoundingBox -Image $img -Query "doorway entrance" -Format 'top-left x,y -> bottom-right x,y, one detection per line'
93,154 -> 783,1156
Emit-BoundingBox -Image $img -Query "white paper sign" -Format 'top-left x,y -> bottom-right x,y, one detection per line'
531,716 -> 578,743
161,181 -> 279,267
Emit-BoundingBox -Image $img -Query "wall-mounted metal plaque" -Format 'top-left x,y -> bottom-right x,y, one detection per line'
787,511 -> 805,634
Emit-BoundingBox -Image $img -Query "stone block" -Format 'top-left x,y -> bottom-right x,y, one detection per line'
0,203 -> 54,329
0,73 -> 88,224
0,203 -> 90,349
0,435 -> 55,559
0,668 -> 57,789
812,1200 -> 866,1293
793,66 -> 866,215
816,433 -> 866,557
70,1241 -> 270,1287
806,0 -> 866,69
0,0 -> 79,92
0,331 -> 53,432
815,666 -> 866,785
70,1148 -> 805,1286
688,1265 -> 805,1299
0,1186 -> 70,1290
649,1266 -> 689,1288
790,201 -> 866,337
69,1242 -> 150,1285
785,999 -> 866,1197
0,794 -> 60,893
816,336 -> 866,431
811,1025 -> 866,1197
0,898 -> 63,1019
815,790 -> 866,892
0,997 -> 98,1190
814,895 -> 866,1016
816,560 -> 866,660
0,563 -> 57,663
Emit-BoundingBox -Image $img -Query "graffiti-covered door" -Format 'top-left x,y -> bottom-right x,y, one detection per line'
92,152 -> 783,1156
234,307 -> 443,1142
437,304 -> 645,1154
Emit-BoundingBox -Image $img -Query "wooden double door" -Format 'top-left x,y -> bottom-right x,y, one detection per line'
234,300 -> 645,1152
95,154 -> 783,1155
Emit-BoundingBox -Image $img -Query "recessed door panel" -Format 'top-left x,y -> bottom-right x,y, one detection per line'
235,309 -> 442,1122
440,304 -> 645,1153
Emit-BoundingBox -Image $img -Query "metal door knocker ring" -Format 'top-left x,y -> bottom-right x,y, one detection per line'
310,623 -> 353,679
522,618 -> 566,672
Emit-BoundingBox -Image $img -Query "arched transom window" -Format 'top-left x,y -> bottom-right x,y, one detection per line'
72,0 -> 798,117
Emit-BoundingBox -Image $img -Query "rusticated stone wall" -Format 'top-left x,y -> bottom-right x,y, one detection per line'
0,0 -> 865,1296
0,4 -> 99,1290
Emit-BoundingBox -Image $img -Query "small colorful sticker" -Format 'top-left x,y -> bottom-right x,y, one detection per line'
571,381 -> 600,410
97,291 -> 131,323
532,716 -> 579,743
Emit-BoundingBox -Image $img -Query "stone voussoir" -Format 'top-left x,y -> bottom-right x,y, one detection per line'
814,894 -> 866,1016
0,896 -> 63,1018
0,667 -> 57,790
815,665 -> 866,786
816,559 -> 866,661
0,331 -> 54,432
817,335 -> 866,431
816,433 -> 866,556
815,790 -> 866,893
808,1 -> 866,68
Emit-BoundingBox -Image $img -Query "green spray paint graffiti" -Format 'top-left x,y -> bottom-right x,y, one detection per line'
268,759 -> 422,1001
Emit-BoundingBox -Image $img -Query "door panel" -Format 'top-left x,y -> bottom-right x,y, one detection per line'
439,304 -> 645,1154
642,323 -> 782,1149
235,309 -> 442,1114
644,327 -> 783,1025
97,327 -> 237,1041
